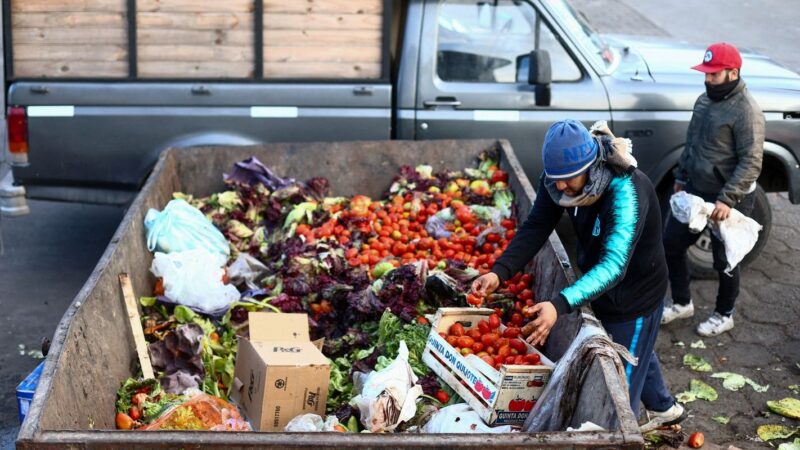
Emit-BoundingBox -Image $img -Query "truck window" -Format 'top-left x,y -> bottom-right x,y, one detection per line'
435,0 -> 580,83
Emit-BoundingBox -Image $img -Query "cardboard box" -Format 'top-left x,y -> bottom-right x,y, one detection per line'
17,361 -> 45,424
422,308 -> 553,426
232,313 -> 331,432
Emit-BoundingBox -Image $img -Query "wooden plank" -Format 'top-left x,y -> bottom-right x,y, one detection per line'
139,61 -> 254,78
264,0 -> 381,14
138,28 -> 252,45
137,12 -> 252,30
118,274 -> 155,380
13,27 -> 127,45
13,60 -> 127,77
139,44 -> 252,62
264,45 -> 380,63
14,44 -> 127,61
138,0 -> 253,13
264,61 -> 380,78
263,13 -> 382,30
11,12 -> 126,28
10,0 -> 125,13
264,29 -> 380,47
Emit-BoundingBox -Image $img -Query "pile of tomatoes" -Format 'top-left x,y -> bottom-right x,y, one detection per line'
440,313 -> 542,371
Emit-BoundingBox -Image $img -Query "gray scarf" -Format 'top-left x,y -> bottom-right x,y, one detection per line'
544,121 -> 638,208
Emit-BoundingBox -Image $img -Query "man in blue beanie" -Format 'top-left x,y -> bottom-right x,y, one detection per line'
472,119 -> 683,431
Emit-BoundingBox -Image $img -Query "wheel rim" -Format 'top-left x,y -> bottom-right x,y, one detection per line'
687,229 -> 715,268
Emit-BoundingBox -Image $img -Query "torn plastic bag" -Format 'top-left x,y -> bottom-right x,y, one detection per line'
522,318 -> 634,432
670,192 -> 762,273
353,341 -> 424,432
139,392 -> 251,431
284,414 -> 342,432
421,403 -> 513,433
144,199 -> 230,258
227,253 -> 268,290
150,249 -> 240,316
425,208 -> 454,239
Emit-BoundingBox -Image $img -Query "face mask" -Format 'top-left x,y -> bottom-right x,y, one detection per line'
705,77 -> 739,101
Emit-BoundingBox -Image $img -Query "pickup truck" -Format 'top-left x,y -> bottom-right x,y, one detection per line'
5,0 -> 800,275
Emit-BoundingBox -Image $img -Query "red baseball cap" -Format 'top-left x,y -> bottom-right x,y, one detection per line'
691,43 -> 742,73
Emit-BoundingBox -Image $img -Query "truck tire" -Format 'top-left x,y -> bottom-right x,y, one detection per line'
687,185 -> 771,279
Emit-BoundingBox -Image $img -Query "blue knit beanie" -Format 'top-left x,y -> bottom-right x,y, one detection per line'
542,119 -> 598,179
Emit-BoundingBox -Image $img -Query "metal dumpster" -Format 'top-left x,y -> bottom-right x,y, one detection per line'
17,139 -> 643,448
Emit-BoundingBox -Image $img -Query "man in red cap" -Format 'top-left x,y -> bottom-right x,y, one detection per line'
661,43 -> 765,336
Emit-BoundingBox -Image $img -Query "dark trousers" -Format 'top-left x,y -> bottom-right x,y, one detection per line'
603,305 -> 674,417
662,186 -> 756,316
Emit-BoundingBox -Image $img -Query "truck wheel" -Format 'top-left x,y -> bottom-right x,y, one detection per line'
687,185 -> 771,279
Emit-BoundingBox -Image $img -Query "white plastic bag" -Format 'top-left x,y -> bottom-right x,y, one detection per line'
145,199 -> 230,258
670,191 -> 713,233
284,414 -> 342,432
227,253 -> 268,290
353,341 -> 424,432
670,192 -> 762,273
151,249 -> 240,316
421,404 -> 513,433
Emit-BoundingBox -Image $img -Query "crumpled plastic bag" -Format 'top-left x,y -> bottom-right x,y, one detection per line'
145,199 -> 230,258
226,253 -> 268,291
139,392 -> 251,431
670,191 -> 763,273
522,319 -> 634,432
421,403 -> 513,433
151,249 -> 240,316
353,341 -> 424,432
284,414 -> 342,432
425,208 -> 454,239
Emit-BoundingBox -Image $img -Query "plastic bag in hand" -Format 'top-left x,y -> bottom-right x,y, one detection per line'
151,249 -> 239,316
422,404 -> 513,433
144,199 -> 229,258
712,209 -> 762,274
670,191 -> 713,233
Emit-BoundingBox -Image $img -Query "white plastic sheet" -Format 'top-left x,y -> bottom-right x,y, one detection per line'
421,404 -> 513,433
284,414 -> 342,432
670,192 -> 762,273
151,249 -> 240,315
353,341 -> 424,432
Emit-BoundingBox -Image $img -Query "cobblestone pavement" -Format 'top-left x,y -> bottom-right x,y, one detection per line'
571,0 -> 800,447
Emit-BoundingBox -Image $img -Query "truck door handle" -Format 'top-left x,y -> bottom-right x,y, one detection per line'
191,86 -> 212,95
424,97 -> 461,108
30,86 -> 50,94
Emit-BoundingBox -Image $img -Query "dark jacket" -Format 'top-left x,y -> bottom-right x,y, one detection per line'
674,79 -> 765,207
491,170 -> 667,323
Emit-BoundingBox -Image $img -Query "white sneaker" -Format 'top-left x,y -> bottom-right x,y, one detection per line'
640,402 -> 686,432
697,312 -> 734,337
661,299 -> 694,325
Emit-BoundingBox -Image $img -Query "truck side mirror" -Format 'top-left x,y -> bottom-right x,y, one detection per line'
528,50 -> 552,107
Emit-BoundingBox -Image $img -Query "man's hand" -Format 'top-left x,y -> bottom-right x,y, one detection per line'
711,201 -> 731,221
523,302 -> 557,347
471,272 -> 500,297
673,183 -> 684,193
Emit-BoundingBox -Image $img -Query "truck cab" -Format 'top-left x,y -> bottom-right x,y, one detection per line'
5,0 -> 800,272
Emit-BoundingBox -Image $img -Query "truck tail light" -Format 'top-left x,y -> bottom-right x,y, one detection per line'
7,106 -> 29,165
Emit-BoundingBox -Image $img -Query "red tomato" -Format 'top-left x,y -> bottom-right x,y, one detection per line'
477,320 -> 490,334
467,329 -> 482,340
525,353 -> 541,365
505,229 -> 516,240
497,345 -> 511,358
466,294 -> 482,306
514,355 -> 526,365
457,336 -> 475,348
518,289 -> 533,301
510,339 -> 527,353
481,333 -> 497,347
435,390 -> 450,404
511,313 -> 524,326
480,355 -> 494,366
446,335 -> 458,347
521,273 -> 533,284
688,432 -> 704,448
503,327 -> 521,339
501,218 -> 515,230
486,233 -> 501,243
496,337 -> 510,348
471,342 -> 485,352
505,355 -> 517,364
491,170 -> 509,184
128,407 -> 142,421
485,345 -> 496,355
488,314 -> 501,329
449,323 -> 465,337
494,356 -> 505,366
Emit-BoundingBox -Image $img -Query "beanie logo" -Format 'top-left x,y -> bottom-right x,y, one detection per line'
704,50 -> 713,63
562,142 -> 593,163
